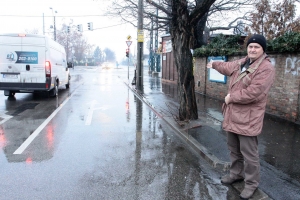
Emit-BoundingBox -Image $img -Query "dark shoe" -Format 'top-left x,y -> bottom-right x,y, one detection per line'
221,174 -> 244,184
239,188 -> 257,199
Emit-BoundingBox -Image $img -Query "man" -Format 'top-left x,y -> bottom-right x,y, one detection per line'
207,34 -> 275,199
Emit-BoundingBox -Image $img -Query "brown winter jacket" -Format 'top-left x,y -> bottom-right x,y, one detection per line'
212,53 -> 275,136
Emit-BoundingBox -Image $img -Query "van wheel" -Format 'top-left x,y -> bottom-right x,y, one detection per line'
9,92 -> 15,97
49,85 -> 58,97
66,80 -> 70,89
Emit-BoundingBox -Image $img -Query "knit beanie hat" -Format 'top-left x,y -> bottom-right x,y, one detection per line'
246,34 -> 266,52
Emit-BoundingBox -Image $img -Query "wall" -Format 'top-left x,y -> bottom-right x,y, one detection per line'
194,53 -> 300,122
161,35 -> 177,83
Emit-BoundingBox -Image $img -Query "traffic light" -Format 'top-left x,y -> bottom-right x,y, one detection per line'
67,26 -> 70,33
87,22 -> 93,31
126,48 -> 129,57
77,24 -> 82,32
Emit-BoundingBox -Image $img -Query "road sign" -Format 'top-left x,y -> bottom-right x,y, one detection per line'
126,41 -> 132,47
137,30 -> 144,42
127,35 -> 132,40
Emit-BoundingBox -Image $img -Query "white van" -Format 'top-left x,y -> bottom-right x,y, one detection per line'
0,33 -> 71,97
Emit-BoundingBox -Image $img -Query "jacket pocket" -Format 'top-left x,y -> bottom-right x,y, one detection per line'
231,105 -> 250,125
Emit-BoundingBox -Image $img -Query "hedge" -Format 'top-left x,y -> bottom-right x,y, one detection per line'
193,32 -> 300,57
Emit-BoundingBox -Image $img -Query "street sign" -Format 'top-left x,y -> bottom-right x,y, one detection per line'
127,35 -> 132,40
137,30 -> 144,42
126,41 -> 132,47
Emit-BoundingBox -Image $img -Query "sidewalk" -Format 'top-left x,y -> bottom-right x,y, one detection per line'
125,71 -> 300,200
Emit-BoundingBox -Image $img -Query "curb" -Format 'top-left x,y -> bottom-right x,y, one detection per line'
163,116 -> 230,171
125,82 -> 230,171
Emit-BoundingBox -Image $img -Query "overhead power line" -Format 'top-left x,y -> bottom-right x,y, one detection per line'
78,22 -> 137,32
0,14 -> 108,18
92,23 -> 130,30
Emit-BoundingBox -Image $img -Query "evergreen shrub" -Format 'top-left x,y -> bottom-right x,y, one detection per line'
194,32 -> 300,57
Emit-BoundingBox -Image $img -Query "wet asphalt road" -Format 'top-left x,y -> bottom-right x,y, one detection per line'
0,65 -> 242,199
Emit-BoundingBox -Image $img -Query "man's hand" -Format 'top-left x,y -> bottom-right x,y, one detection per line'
225,94 -> 231,105
207,61 -> 213,69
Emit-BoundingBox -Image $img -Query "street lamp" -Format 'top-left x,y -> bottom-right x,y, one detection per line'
49,7 -> 57,41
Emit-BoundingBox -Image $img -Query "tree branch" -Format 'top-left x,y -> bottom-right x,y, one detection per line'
145,0 -> 172,15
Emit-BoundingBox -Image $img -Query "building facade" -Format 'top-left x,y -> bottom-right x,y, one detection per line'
161,47 -> 300,122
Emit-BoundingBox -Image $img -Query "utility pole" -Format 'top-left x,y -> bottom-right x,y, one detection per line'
43,13 -> 45,35
154,7 -> 161,74
149,17 -> 154,74
136,0 -> 144,91
50,7 -> 57,41
54,15 -> 56,41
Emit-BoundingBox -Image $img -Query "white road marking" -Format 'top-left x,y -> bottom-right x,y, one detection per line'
0,112 -> 13,125
85,100 -> 97,126
13,95 -> 72,155
85,101 -> 110,126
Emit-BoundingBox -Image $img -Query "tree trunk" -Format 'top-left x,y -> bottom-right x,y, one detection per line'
170,0 -> 198,121
176,45 -> 198,121
195,13 -> 209,48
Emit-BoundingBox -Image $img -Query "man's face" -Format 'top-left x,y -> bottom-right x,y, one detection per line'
247,43 -> 264,61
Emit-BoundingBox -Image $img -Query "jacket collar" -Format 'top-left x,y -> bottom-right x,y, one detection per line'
232,53 -> 267,86
247,53 -> 267,64
238,53 -> 267,71
246,53 -> 267,72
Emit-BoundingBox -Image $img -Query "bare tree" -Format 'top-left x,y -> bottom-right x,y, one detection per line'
104,0 -> 255,121
56,24 -> 93,64
103,48 -> 116,62
94,46 -> 104,65
249,0 -> 300,39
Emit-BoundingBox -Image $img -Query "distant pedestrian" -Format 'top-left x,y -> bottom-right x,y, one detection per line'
206,34 -> 275,199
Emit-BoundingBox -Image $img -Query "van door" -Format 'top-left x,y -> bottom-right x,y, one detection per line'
20,35 -> 46,84
0,34 -> 46,85
0,35 -> 23,84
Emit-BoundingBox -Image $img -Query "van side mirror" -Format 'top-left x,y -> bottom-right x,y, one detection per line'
67,62 -> 73,68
